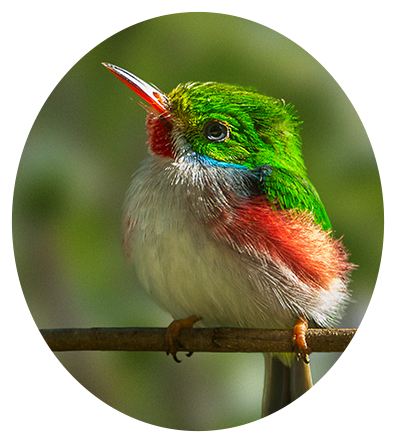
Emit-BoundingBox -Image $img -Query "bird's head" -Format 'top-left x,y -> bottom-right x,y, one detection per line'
103,63 -> 305,174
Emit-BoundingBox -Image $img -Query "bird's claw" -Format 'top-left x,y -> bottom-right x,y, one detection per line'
292,316 -> 312,364
165,315 -> 200,363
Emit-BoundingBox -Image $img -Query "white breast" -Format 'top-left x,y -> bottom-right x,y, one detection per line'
124,155 -> 348,329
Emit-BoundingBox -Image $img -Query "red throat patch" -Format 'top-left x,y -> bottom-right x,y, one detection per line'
146,113 -> 174,158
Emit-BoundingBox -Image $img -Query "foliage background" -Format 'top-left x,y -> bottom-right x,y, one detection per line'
13,13 -> 383,430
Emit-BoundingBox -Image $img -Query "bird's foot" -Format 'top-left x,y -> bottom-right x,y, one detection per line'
292,316 -> 312,364
166,315 -> 200,363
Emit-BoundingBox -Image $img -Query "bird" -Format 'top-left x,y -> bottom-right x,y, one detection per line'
102,62 -> 353,417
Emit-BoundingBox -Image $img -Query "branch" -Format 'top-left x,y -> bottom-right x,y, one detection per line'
40,327 -> 356,354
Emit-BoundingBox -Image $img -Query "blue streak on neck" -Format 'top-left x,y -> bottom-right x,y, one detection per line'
192,152 -> 272,196
196,153 -> 272,182
197,153 -> 249,170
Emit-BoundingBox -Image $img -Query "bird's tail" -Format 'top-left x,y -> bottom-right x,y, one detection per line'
262,353 -> 313,417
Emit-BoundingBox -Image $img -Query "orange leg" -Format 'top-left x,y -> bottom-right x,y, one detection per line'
292,316 -> 312,363
166,315 -> 200,362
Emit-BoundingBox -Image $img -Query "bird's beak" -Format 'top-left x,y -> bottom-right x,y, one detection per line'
102,62 -> 169,115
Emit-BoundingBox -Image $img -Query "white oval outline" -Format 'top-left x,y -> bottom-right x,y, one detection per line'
16,11 -> 383,433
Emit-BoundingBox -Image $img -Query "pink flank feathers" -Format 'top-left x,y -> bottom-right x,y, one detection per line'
212,197 -> 352,291
123,216 -> 136,259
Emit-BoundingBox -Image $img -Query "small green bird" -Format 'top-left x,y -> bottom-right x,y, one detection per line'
103,62 -> 353,417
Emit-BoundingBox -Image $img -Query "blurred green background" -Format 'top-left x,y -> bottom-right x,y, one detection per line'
13,13 -> 383,430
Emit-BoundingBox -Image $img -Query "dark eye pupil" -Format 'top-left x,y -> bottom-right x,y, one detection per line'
204,121 -> 229,142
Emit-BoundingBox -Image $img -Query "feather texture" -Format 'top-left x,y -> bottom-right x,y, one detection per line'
101,67 -> 356,418
124,153 -> 351,329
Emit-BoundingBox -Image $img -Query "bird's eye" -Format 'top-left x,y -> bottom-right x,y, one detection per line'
203,121 -> 229,142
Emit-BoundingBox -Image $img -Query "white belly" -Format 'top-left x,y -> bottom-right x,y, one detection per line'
124,156 -> 348,329
132,211 -> 296,327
